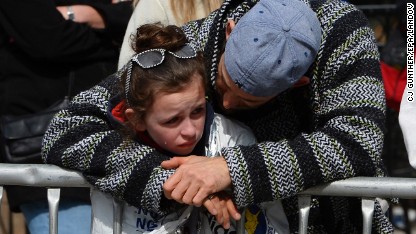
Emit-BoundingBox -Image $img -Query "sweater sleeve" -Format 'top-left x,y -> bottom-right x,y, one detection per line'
221,1 -> 387,207
41,73 -> 178,215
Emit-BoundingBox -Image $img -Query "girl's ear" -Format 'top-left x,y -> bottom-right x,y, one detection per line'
125,108 -> 146,131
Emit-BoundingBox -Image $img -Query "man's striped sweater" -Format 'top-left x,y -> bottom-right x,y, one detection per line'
42,0 -> 393,233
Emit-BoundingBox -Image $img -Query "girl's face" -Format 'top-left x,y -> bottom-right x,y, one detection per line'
136,74 -> 206,155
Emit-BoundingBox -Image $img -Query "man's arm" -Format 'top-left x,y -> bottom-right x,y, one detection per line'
164,0 -> 387,208
222,0 -> 386,207
42,73 -> 179,215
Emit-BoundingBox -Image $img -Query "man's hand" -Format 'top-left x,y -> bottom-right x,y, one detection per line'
161,156 -> 232,206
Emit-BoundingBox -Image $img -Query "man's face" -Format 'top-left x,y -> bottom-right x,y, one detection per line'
215,53 -> 275,112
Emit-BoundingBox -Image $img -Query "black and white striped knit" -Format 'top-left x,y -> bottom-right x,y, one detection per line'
42,0 -> 393,233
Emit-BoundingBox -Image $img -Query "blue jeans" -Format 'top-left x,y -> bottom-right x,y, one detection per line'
20,200 -> 91,234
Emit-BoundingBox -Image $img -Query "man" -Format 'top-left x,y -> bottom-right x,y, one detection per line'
42,0 -> 392,233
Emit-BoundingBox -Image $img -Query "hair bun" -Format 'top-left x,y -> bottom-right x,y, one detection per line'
132,24 -> 188,53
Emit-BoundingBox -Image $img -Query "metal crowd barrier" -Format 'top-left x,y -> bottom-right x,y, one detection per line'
0,163 -> 123,234
1,163 -> 416,234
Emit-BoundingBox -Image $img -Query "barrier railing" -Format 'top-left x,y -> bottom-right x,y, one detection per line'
1,163 -> 416,234
0,164 -> 90,234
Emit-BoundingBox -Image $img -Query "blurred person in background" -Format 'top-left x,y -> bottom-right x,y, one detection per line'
0,0 -> 132,233
378,1 -> 413,230
118,0 -> 223,68
380,0 -> 412,178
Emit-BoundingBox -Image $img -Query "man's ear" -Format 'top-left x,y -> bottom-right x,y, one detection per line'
125,108 -> 146,131
226,19 -> 236,40
293,76 -> 311,88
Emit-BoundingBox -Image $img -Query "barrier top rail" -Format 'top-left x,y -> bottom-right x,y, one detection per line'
0,163 -> 89,187
2,163 -> 416,199
2,163 -> 416,234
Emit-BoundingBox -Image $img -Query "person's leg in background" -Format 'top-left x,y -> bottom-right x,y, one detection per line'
20,199 -> 91,234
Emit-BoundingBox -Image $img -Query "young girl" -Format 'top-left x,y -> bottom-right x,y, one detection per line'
90,23 -> 256,234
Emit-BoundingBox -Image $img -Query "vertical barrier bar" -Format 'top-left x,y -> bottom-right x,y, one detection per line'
361,198 -> 375,234
0,186 -> 3,231
298,195 -> 311,234
236,209 -> 246,234
112,198 -> 124,234
48,188 -> 61,234
0,186 -> 3,212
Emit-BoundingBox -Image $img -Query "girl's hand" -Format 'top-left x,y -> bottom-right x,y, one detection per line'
202,192 -> 241,229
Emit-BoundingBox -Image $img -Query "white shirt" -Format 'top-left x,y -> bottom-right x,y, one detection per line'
399,85 -> 416,168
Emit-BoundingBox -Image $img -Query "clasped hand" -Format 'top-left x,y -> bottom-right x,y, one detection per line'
161,156 -> 241,229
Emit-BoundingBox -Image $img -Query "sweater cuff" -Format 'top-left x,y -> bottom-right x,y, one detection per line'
221,146 -> 254,208
142,167 -> 175,215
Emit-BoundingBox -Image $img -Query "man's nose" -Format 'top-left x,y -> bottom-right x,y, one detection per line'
222,94 -> 237,110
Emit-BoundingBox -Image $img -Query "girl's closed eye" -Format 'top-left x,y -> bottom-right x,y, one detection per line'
164,116 -> 180,126
191,106 -> 206,117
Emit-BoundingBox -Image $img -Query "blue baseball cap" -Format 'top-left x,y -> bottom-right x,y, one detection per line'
224,0 -> 322,97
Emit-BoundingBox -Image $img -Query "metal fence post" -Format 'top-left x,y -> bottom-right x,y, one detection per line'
298,195 -> 311,234
361,198 -> 375,234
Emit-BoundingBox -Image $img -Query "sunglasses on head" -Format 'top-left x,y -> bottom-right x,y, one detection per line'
125,43 -> 198,105
131,43 -> 197,69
